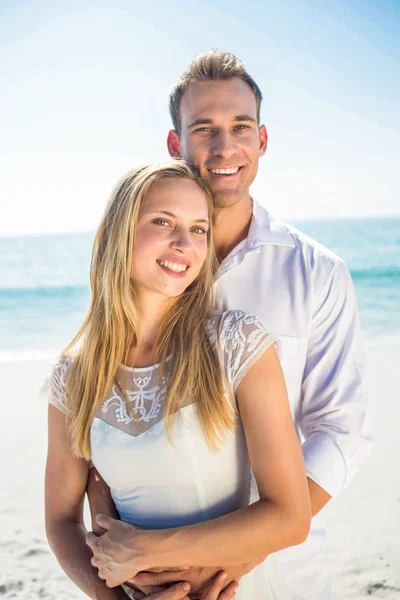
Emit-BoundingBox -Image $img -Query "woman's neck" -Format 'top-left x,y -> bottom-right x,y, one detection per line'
125,292 -> 174,368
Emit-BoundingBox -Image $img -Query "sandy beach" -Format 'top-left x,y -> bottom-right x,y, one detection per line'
1,346 -> 399,599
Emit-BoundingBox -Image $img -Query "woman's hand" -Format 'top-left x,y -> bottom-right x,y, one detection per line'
87,515 -> 148,586
87,514 -> 188,588
131,558 -> 263,598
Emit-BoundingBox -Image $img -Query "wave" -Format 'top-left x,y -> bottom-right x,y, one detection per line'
0,284 -> 89,296
350,267 -> 400,283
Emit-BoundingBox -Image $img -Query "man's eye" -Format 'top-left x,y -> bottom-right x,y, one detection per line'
194,127 -> 212,133
234,124 -> 250,130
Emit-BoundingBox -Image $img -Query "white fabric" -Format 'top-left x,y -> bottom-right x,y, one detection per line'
42,310 -> 292,599
213,200 -> 373,599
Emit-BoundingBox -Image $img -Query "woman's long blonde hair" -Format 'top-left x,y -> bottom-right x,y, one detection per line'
63,161 -> 236,459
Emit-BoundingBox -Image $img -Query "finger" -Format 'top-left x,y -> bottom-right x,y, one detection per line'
129,588 -> 147,600
146,566 -> 190,573
131,570 -> 190,586
96,513 -> 113,530
216,580 -> 239,600
202,571 -> 230,600
149,582 -> 191,599
86,531 -> 99,549
125,582 -> 166,594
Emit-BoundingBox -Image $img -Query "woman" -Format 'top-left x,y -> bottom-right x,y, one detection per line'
42,161 -> 310,600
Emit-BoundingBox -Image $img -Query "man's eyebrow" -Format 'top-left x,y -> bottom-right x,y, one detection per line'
187,115 -> 257,129
187,118 -> 213,129
146,210 -> 209,224
234,114 -> 257,124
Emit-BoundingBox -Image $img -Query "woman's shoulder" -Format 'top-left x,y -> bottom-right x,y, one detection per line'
206,309 -> 271,350
207,309 -> 268,336
39,354 -> 75,413
207,311 -> 277,390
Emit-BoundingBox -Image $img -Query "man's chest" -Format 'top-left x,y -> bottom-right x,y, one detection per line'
214,250 -> 311,418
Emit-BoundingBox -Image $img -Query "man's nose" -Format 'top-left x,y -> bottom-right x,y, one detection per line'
170,227 -> 192,252
211,130 -> 237,158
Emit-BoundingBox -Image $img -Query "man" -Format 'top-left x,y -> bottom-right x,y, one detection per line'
87,51 -> 372,599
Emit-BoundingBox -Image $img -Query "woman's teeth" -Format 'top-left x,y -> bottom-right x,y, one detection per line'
157,260 -> 189,273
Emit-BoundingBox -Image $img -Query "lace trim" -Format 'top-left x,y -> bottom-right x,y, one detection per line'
101,375 -> 166,424
43,311 -> 272,430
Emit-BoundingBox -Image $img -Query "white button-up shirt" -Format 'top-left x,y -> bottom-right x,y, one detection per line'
213,200 -> 373,600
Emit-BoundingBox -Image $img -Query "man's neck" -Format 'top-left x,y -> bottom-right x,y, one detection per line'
212,196 -> 253,263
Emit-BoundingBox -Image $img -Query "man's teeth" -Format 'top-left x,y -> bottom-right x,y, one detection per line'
209,167 -> 240,175
157,260 -> 189,273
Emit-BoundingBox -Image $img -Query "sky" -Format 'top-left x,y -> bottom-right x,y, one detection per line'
0,0 -> 399,237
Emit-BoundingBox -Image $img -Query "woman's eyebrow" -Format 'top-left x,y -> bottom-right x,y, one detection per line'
145,210 -> 209,224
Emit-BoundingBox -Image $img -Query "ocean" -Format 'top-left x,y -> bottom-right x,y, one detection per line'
1,217 -> 399,361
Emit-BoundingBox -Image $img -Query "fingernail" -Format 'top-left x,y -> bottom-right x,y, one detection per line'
221,572 -> 227,581
96,514 -> 104,522
182,582 -> 190,591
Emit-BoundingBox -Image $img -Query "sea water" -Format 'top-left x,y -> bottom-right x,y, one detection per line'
1,218 -> 399,361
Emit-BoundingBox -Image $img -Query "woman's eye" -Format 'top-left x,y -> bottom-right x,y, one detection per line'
191,227 -> 207,234
153,219 -> 169,226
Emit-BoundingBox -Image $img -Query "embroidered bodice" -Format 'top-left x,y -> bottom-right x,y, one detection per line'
41,310 -> 276,439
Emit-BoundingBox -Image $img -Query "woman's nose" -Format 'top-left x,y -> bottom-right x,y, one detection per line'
170,227 -> 192,252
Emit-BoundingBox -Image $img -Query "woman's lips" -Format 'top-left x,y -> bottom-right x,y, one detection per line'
156,260 -> 190,278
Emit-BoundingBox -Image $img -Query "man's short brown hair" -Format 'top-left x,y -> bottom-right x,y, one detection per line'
169,50 -> 263,134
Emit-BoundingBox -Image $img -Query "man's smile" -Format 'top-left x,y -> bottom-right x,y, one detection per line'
206,166 -> 244,177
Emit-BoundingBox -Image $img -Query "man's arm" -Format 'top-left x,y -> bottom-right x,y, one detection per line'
87,466 -> 120,535
301,260 -> 373,498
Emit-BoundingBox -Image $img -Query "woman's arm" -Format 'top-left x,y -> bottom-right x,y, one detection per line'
45,404 -> 129,599
88,345 -> 311,586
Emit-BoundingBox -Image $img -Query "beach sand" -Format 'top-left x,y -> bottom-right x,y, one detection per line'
1,347 -> 399,599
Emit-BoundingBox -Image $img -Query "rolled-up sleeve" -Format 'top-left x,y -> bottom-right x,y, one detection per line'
301,260 -> 373,497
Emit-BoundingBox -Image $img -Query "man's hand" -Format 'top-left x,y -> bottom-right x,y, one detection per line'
127,572 -> 238,600
132,559 -> 264,598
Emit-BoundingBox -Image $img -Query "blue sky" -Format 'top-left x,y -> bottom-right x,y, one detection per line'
1,0 -> 399,236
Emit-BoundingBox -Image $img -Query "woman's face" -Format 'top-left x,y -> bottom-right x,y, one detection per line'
131,178 -> 210,300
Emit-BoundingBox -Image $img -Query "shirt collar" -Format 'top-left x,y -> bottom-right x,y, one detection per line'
247,199 -> 296,250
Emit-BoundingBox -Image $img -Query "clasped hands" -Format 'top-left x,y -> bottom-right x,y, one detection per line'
86,514 -> 263,599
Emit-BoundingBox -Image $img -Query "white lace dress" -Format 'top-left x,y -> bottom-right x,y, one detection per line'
41,310 -> 293,599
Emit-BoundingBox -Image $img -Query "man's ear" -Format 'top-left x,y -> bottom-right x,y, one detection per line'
167,130 -> 182,158
259,125 -> 268,157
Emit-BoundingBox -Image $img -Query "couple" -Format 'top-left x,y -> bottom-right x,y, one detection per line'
42,51 -> 372,600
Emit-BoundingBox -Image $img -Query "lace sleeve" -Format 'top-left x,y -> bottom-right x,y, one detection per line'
39,357 -> 72,415
218,310 -> 277,391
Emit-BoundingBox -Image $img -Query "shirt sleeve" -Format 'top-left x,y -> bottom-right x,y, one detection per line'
219,310 -> 277,391
39,357 -> 72,415
301,260 -> 373,497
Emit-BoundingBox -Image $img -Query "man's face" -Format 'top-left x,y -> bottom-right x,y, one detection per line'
168,77 -> 267,209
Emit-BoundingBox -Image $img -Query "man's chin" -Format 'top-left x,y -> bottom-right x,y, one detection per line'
212,189 -> 245,209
